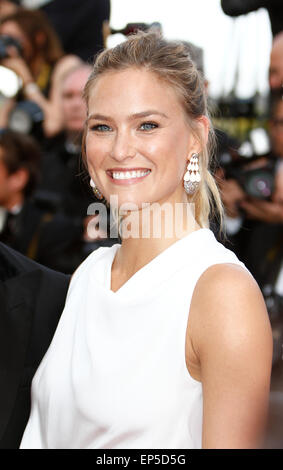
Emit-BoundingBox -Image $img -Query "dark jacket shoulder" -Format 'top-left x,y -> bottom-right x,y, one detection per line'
0,242 -> 70,448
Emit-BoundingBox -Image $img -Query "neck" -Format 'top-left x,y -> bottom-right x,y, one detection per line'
111,197 -> 200,279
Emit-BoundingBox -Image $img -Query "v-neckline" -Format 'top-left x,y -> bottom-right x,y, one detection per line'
107,228 -> 211,295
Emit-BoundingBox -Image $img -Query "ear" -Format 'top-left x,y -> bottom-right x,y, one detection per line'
197,115 -> 210,145
189,116 -> 210,155
9,168 -> 29,193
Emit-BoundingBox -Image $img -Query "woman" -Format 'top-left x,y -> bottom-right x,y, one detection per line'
0,8 -> 81,136
20,32 -> 272,449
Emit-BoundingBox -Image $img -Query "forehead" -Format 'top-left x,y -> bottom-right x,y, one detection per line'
88,67 -> 184,115
63,68 -> 90,92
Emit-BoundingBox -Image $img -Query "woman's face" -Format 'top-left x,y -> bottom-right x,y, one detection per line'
0,20 -> 33,62
85,67 -> 201,209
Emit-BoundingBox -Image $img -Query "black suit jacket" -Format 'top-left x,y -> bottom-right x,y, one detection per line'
0,242 -> 70,448
0,198 -> 85,274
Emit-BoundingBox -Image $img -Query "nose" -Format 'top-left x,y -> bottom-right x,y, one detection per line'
71,95 -> 84,110
110,129 -> 136,162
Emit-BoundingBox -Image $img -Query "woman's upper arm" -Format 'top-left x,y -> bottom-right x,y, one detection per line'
191,263 -> 273,449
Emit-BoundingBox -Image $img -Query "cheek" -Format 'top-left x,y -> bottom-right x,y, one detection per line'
85,136 -> 106,170
140,134 -> 178,161
62,103 -> 71,116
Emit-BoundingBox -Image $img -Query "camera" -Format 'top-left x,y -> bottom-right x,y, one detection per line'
0,34 -> 23,59
224,156 -> 276,200
8,100 -> 44,140
110,22 -> 162,36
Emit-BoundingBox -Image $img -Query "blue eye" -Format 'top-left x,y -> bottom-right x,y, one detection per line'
140,122 -> 158,131
91,124 -> 112,132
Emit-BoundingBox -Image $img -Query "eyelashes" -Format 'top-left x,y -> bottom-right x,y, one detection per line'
89,121 -> 159,132
140,122 -> 158,131
90,124 -> 112,132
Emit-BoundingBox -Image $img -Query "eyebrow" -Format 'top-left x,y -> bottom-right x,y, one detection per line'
87,110 -> 169,122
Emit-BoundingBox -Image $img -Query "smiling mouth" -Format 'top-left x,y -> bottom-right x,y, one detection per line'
106,169 -> 151,180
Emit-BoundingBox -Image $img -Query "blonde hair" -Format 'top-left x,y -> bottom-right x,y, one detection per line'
83,31 -> 223,230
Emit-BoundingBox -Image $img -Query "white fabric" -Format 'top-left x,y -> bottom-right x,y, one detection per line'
20,228 -> 248,449
274,261 -> 283,296
0,208 -> 6,232
224,214 -> 243,235
21,0 -> 52,8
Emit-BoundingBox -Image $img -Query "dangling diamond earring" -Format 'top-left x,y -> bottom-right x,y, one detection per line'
183,153 -> 201,195
90,178 -> 104,200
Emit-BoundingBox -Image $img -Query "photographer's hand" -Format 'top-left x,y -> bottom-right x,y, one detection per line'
1,51 -> 50,120
1,44 -> 34,85
218,178 -> 246,218
0,96 -> 15,128
1,46 -> 63,137
1,46 -> 82,138
239,198 -> 283,223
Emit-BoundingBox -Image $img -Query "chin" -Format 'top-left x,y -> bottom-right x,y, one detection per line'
107,194 -> 148,212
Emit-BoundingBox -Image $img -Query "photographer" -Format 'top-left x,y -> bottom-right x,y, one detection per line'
269,32 -> 283,94
36,64 -> 93,218
0,129 -> 86,273
0,8 -> 81,138
219,94 -> 283,283
238,97 -> 283,224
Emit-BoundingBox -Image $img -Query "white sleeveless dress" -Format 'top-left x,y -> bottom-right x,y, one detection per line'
20,228 -> 248,449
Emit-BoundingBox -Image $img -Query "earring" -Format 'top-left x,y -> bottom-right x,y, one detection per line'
90,178 -> 104,200
183,153 -> 201,195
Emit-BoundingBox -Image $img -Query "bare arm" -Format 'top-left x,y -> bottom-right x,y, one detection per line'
190,263 -> 273,448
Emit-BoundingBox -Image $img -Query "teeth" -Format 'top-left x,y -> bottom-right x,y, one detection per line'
111,170 -> 150,180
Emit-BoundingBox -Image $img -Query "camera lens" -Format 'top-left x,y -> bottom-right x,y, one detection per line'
244,170 -> 274,199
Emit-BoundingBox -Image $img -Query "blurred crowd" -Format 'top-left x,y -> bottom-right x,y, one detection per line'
0,1 -> 283,360
0,0 -> 116,274
219,0 -> 283,364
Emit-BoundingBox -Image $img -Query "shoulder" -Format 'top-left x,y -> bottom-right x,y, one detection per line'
196,262 -> 257,301
69,244 -> 118,286
189,263 -> 273,361
196,262 -> 263,308
0,241 -> 69,285
189,263 -> 273,448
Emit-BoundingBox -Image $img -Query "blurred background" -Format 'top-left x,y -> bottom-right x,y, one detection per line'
0,0 -> 282,448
